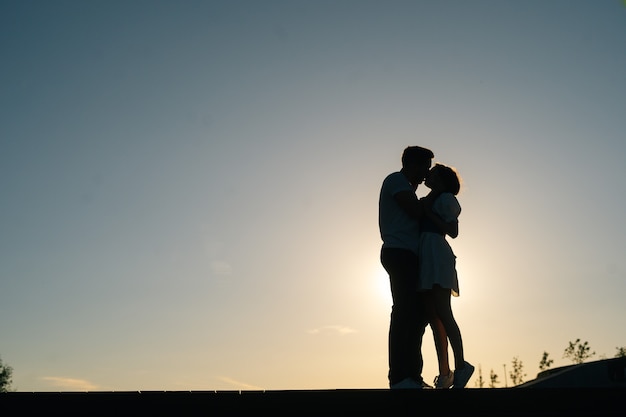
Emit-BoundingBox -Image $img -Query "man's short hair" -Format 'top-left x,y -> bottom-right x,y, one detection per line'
401,146 -> 434,167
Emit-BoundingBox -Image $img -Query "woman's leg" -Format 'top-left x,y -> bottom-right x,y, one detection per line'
422,291 -> 451,376
431,285 -> 465,370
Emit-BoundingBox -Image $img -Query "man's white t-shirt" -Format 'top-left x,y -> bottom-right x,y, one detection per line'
378,171 -> 420,255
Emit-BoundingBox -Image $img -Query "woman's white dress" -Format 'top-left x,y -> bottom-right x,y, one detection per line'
418,193 -> 461,296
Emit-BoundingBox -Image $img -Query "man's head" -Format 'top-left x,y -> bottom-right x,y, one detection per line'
401,146 -> 434,185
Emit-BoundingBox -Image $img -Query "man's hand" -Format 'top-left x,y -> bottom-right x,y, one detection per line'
420,191 -> 440,211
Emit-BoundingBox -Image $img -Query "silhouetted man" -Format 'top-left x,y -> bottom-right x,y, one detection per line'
379,146 -> 433,389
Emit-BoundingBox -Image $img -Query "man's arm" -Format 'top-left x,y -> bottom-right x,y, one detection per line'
394,190 -> 424,220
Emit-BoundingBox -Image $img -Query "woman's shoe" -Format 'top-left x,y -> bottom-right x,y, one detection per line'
434,372 -> 454,389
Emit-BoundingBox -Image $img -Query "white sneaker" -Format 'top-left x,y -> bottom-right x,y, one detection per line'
434,372 -> 454,389
452,361 -> 475,389
420,380 -> 433,389
390,377 -> 432,389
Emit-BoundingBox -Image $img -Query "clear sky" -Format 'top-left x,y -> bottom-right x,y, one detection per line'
1,0 -> 625,392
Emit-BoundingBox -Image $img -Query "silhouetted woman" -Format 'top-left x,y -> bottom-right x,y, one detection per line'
418,163 -> 474,389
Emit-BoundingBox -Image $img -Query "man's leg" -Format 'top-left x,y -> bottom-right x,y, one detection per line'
411,291 -> 429,382
381,248 -> 426,385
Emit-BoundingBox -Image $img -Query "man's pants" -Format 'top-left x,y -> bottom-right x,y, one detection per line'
381,247 -> 428,385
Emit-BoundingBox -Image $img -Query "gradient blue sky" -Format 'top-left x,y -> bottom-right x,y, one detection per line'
1,0 -> 625,391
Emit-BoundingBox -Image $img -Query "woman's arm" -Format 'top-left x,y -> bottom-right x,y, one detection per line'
422,193 -> 459,238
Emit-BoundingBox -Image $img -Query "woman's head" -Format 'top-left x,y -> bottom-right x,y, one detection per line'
427,163 -> 461,195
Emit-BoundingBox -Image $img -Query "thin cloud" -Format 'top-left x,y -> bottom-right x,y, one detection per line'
40,376 -> 100,391
217,376 -> 263,391
211,260 -> 233,277
307,325 -> 357,335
